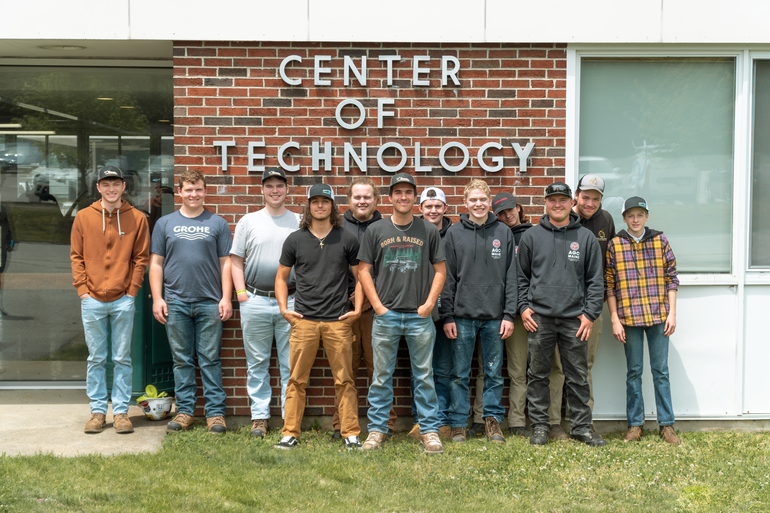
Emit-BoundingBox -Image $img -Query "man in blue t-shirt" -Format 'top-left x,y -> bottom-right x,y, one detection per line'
149,169 -> 233,434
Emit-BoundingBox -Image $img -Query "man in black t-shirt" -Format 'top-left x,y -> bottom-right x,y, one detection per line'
273,183 -> 363,451
358,173 -> 447,455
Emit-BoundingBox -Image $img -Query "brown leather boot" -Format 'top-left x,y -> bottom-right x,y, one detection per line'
113,413 -> 134,434
408,423 -> 421,440
660,425 -> 681,445
84,413 -> 106,434
624,426 -> 642,442
166,412 -> 195,433
438,425 -> 452,439
420,432 -> 444,455
485,417 -> 506,444
450,427 -> 467,443
549,424 -> 569,441
207,416 -> 226,434
362,431 -> 388,450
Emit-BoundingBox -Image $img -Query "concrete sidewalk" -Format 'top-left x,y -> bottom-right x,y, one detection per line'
0,389 -> 169,457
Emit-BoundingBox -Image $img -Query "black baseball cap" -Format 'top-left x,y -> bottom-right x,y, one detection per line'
544,182 -> 572,198
389,173 -> 417,192
307,183 -> 335,202
96,166 -> 124,182
262,167 -> 287,183
622,196 -> 649,215
492,192 -> 518,215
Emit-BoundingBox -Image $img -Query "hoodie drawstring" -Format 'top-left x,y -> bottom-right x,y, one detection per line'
102,207 -> 122,238
101,208 -> 105,234
117,208 -> 122,239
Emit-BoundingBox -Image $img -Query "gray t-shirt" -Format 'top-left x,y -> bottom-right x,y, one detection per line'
358,216 -> 445,312
151,209 -> 232,302
230,208 -> 300,291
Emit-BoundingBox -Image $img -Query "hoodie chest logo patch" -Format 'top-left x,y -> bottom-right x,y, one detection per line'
491,239 -> 502,259
568,242 -> 580,262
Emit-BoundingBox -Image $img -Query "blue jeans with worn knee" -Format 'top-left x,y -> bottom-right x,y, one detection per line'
81,294 -> 136,415
166,298 -> 226,418
623,323 -> 675,427
240,293 -> 293,420
368,310 -> 440,434
447,317 -> 505,426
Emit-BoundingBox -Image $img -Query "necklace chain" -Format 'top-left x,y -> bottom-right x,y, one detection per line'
311,227 -> 331,248
391,216 -> 414,232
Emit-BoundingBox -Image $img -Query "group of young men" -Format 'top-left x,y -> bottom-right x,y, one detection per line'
72,164 -> 681,451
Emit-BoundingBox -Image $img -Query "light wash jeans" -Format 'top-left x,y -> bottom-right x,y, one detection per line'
81,294 -> 136,415
368,310 -> 440,435
448,317 -> 505,426
165,298 -> 226,418
240,293 -> 293,420
623,323 -> 675,427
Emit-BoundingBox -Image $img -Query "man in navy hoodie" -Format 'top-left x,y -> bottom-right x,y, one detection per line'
440,179 -> 517,445
518,182 -> 606,446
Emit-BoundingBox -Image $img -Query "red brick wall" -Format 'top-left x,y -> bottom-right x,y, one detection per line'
172,41 -> 566,420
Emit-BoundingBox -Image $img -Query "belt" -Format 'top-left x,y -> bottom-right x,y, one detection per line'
246,284 -> 295,298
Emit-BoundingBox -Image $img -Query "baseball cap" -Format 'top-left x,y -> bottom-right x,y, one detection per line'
544,182 -> 572,198
389,173 -> 417,192
577,174 -> 605,195
492,192 -> 518,215
307,183 -> 335,202
621,196 -> 649,215
262,167 -> 287,183
420,187 -> 447,205
96,166 -> 124,182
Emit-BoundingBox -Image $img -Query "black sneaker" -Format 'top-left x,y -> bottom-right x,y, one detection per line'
507,426 -> 532,438
274,436 -> 298,450
344,435 -> 362,450
530,426 -> 549,446
467,422 -> 485,438
570,429 -> 607,447
387,428 -> 395,440
331,429 -> 342,441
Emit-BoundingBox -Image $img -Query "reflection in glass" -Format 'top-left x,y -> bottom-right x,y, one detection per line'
0,67 -> 173,381
579,59 -> 735,273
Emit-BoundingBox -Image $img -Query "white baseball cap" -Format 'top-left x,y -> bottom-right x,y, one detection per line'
419,187 -> 447,205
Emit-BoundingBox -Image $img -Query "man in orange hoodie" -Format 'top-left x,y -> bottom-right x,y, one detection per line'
71,166 -> 149,434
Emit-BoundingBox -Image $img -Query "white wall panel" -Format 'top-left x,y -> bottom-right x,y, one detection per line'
309,0 -> 485,42
663,0 -> 770,43
486,0 -> 661,43
742,286 -> 770,413
593,286 -> 737,419
2,0 -> 129,39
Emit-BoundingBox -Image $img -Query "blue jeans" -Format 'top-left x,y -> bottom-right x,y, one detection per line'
166,298 -> 226,418
624,323 -> 675,427
81,294 -> 136,415
240,293 -> 293,420
368,310 -> 440,434
448,318 -> 505,426
432,324 -> 453,425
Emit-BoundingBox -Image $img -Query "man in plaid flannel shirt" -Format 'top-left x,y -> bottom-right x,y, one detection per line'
605,196 -> 681,445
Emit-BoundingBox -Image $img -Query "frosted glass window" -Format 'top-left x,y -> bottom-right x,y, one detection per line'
750,60 -> 770,268
579,59 -> 735,273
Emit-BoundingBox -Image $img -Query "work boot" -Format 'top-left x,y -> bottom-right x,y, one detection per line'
84,413 -> 106,434
549,424 -> 569,441
507,426 -> 532,438
570,428 -> 607,447
362,431 -> 388,451
439,425 -> 452,439
166,412 -> 195,433
113,413 -> 134,434
624,426 -> 642,442
331,429 -> 342,441
207,416 -> 227,434
467,422 -> 485,439
485,417 -> 506,444
420,432 -> 444,455
408,423 -> 421,440
660,425 -> 681,445
251,419 -> 268,439
450,427 -> 467,443
530,426 -> 549,446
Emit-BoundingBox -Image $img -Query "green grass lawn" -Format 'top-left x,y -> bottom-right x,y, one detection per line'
2,427 -> 770,512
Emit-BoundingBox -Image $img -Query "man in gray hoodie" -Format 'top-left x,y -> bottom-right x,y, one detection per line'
440,179 -> 517,445
518,182 -> 606,446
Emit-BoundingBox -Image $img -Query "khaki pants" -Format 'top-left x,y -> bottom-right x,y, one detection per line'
547,311 -> 603,424
472,317 -> 527,426
282,318 -> 359,439
332,311 -> 397,432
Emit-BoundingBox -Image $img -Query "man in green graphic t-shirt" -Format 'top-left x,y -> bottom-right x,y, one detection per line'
358,173 -> 447,455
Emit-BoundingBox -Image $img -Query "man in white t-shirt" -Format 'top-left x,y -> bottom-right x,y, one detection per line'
230,167 -> 300,439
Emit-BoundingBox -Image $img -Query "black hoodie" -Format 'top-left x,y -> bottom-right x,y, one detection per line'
517,212 -> 603,321
439,212 -> 518,324
343,209 -> 383,297
421,215 -> 453,322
